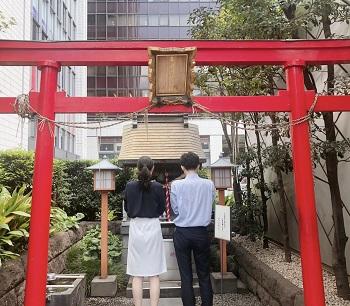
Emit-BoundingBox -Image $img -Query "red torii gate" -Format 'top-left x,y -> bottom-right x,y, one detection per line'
0,40 -> 350,306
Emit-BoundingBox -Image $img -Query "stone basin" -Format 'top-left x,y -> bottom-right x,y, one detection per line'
46,274 -> 86,306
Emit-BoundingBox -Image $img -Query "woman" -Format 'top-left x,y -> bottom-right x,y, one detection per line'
124,156 -> 167,306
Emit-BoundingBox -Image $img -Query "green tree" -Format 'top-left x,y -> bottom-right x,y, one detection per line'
190,0 -> 350,298
190,0 -> 296,250
280,0 -> 350,298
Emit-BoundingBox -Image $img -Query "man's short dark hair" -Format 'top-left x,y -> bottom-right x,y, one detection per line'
180,152 -> 200,170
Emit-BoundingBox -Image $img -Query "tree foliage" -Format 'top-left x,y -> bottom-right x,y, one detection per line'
190,0 -> 350,297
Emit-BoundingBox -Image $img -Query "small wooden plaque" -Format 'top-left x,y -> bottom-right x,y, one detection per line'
148,47 -> 196,105
156,54 -> 188,96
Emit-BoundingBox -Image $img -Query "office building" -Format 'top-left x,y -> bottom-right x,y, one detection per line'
0,0 -> 88,159
86,0 -> 220,161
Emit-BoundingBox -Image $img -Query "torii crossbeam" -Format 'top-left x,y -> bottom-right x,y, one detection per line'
1,39 -> 350,306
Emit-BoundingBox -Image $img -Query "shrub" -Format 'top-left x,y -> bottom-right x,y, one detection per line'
53,159 -> 132,220
0,185 -> 85,266
50,207 -> 84,235
81,226 -> 122,262
52,159 -> 70,209
198,167 -> 209,179
0,186 -> 31,266
209,243 -> 220,272
56,160 -> 100,220
229,193 -> 263,240
0,150 -> 133,221
0,150 -> 34,193
65,226 -> 126,294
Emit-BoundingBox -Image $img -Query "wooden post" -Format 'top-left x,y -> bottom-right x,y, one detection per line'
218,189 -> 227,273
101,191 -> 109,279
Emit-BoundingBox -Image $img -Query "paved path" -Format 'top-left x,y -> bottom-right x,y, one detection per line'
86,293 -> 263,306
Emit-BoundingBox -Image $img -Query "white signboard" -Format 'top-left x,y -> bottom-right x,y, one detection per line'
214,205 -> 231,241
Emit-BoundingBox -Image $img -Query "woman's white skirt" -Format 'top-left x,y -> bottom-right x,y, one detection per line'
127,218 -> 167,277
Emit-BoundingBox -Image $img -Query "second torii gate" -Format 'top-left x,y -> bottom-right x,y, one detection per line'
0,39 -> 350,306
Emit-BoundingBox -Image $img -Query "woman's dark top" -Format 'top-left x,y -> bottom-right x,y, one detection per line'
124,180 -> 166,218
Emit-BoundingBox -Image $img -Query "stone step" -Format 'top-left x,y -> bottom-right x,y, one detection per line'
143,298 -> 183,306
237,279 -> 249,294
126,280 -> 200,298
210,272 -> 238,294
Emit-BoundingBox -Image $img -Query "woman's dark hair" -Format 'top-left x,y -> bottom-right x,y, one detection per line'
137,156 -> 154,189
180,152 -> 200,170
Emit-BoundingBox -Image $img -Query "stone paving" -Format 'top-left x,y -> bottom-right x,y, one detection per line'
86,293 -> 263,306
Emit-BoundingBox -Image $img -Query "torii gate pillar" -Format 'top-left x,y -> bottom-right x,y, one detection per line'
24,61 -> 60,306
287,61 -> 325,306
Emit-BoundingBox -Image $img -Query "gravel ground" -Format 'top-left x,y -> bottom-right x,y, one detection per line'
234,235 -> 350,306
86,293 -> 263,306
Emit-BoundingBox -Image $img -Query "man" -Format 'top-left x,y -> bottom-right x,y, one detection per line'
171,152 -> 216,306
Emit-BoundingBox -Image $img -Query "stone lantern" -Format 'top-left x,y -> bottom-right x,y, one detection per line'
209,154 -> 236,293
87,158 -> 122,296
210,155 -> 234,190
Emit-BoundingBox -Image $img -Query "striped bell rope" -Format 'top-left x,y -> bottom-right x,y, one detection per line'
165,171 -> 171,222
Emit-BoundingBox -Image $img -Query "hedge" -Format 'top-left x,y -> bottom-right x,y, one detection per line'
0,150 -> 132,221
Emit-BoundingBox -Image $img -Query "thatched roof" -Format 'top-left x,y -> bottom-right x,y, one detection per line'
118,122 -> 206,166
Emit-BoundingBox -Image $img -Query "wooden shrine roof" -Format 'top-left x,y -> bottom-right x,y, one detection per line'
118,122 -> 206,165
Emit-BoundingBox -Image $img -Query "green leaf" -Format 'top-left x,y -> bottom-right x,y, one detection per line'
8,230 -> 25,237
0,238 -> 14,246
0,224 -> 10,231
11,211 -> 30,217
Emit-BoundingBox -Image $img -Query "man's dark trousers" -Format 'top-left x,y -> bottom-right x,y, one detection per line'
173,226 -> 213,306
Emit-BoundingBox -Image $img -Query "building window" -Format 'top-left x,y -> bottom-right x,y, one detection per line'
60,129 -> 65,150
42,0 -> 49,29
88,15 -> 96,26
72,22 -> 77,40
67,67 -> 72,96
159,15 -> 168,26
54,126 -> 59,148
33,0 -> 40,21
42,30 -> 48,40
29,118 -> 38,138
32,20 -> 40,40
57,0 -> 62,22
72,71 -> 76,96
72,135 -> 76,154
148,15 -> 158,26
98,136 -> 122,159
169,15 -> 180,26
67,132 -> 71,152
100,143 -> 114,152
73,0 -> 77,20
61,67 -> 66,90
50,0 -> 56,13
49,11 -> 55,37
63,4 -> 67,32
68,14 -> 72,39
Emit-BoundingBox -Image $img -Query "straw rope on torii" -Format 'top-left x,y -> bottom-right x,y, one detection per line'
13,92 -> 320,133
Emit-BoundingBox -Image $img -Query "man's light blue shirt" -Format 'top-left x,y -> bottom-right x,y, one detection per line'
170,173 -> 216,227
